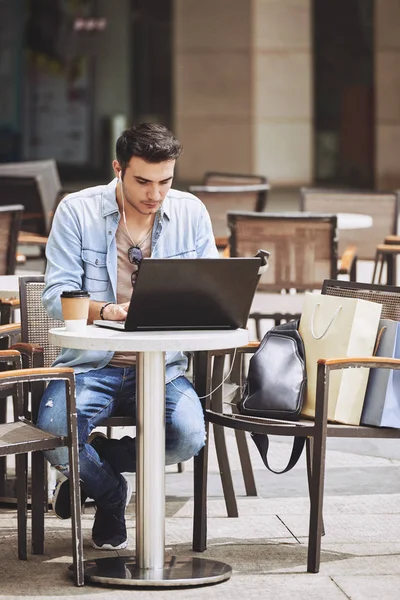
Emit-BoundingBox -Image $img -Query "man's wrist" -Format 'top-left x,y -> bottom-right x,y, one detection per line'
100,302 -> 113,320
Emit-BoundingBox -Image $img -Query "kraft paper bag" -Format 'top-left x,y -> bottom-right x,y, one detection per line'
299,292 -> 382,425
361,319 -> 400,428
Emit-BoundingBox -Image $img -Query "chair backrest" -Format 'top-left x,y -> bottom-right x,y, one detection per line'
202,172 -> 269,212
19,276 -> 63,367
188,182 -> 270,239
0,175 -> 53,235
300,187 -> 400,260
228,211 -> 338,292
0,204 -> 24,275
322,279 -> 400,320
0,159 -> 61,202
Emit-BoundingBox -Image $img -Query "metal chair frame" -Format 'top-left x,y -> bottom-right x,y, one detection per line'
0,350 -> 84,586
0,204 -> 24,275
192,278 -> 400,573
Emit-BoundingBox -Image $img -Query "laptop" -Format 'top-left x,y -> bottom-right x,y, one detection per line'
94,257 -> 261,331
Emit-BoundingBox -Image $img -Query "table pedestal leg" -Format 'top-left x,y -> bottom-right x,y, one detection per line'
82,351 -> 231,588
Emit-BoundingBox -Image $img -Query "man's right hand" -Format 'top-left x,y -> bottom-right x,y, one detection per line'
89,301 -> 130,323
102,302 -> 130,321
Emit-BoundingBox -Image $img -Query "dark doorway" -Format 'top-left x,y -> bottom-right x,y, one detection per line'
131,0 -> 173,128
313,0 -> 374,188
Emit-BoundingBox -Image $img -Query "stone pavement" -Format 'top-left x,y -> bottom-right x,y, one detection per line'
0,428 -> 399,599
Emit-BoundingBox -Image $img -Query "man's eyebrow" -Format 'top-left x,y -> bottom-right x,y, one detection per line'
134,175 -> 173,184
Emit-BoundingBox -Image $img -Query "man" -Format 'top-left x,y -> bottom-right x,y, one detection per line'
37,123 -> 218,550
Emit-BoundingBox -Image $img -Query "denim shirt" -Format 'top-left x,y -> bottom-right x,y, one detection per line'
43,178 -> 219,379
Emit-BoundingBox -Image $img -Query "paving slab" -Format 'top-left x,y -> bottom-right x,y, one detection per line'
333,575 -> 400,600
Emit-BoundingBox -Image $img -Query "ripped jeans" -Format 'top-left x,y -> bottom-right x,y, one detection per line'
36,366 -> 205,508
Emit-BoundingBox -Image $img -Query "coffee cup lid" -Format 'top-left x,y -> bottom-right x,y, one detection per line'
60,290 -> 90,298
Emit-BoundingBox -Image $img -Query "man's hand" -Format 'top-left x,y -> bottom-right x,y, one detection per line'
89,301 -> 130,323
102,302 -> 130,321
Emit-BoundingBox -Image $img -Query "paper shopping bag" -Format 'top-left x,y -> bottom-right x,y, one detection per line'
361,319 -> 400,428
299,292 -> 382,424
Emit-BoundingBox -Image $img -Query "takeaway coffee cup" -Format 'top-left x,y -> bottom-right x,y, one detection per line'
60,290 -> 90,332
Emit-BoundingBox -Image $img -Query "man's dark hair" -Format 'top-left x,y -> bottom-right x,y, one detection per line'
116,123 -> 183,175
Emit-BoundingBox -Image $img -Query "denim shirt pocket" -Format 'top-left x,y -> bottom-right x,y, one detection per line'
82,249 -> 109,293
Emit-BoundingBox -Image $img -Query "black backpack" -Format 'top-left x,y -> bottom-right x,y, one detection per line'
239,320 -> 307,473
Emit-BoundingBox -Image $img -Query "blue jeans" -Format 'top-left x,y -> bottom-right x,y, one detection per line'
37,366 -> 205,508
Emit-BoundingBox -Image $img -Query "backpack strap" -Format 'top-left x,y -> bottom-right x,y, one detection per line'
251,433 -> 306,474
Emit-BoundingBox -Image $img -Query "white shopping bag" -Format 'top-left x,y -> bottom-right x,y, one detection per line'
299,292 -> 382,425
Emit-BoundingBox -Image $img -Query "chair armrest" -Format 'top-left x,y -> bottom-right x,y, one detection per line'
318,356 -> 400,369
18,231 -> 48,246
214,235 -> 228,249
0,323 -> 21,337
0,323 -> 21,346
10,343 -> 44,368
338,244 -> 357,276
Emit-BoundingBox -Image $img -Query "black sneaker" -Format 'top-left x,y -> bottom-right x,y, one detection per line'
53,432 -> 108,519
91,476 -> 132,550
52,477 -> 88,520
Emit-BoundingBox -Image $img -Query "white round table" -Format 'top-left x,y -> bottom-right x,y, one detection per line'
336,212 -> 373,230
49,325 -> 249,588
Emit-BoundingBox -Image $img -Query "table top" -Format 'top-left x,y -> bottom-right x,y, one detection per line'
0,275 -> 20,300
336,213 -> 373,230
49,325 -> 249,352
0,272 -> 44,300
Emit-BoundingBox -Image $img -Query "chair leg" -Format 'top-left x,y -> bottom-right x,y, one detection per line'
305,437 -> 324,536
67,430 -> 84,586
387,253 -> 396,286
212,423 -> 238,517
371,250 -> 382,284
349,257 -> 357,281
192,351 -> 211,552
192,434 -> 210,552
16,453 -> 28,560
0,400 -> 6,500
307,365 -> 329,573
211,354 -> 238,518
177,462 -> 184,473
31,451 -> 46,555
233,428 -> 257,496
231,353 -> 257,497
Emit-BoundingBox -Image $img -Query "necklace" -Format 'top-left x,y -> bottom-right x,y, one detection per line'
120,182 -> 153,247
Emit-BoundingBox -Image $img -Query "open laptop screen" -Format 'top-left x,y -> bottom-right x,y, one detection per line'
94,257 -> 260,331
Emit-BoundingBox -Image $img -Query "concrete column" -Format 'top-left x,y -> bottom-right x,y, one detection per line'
252,0 -> 313,186
174,0 -> 252,182
375,0 -> 400,189
173,0 -> 312,186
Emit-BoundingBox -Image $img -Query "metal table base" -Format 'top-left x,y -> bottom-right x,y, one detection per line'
73,555 -> 231,587
49,328 -> 249,589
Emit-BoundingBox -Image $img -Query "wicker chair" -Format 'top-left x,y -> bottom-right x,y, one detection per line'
0,323 -> 21,503
0,205 -> 24,275
227,211 -> 348,339
192,278 -> 400,574
202,171 -> 269,212
0,349 -> 84,586
188,177 -> 270,250
300,188 -> 400,262
15,275 -> 183,497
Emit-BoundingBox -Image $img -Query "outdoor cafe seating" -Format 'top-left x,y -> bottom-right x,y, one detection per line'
193,278 -> 400,573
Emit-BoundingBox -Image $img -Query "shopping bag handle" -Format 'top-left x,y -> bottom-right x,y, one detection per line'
311,303 -> 342,340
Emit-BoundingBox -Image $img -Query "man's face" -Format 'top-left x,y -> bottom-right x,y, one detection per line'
116,156 -> 175,216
